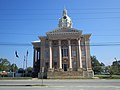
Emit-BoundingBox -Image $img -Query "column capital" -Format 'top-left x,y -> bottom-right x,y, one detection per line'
78,39 -> 81,46
58,40 -> 61,45
77,38 -> 81,40
84,37 -> 90,42
49,40 -> 52,46
68,39 -> 71,45
85,40 -> 90,43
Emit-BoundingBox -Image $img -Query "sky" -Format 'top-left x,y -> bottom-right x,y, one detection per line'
0,0 -> 120,68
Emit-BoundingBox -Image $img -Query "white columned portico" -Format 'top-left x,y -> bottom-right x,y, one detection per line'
78,39 -> 83,70
49,41 -> 52,69
59,40 -> 62,69
68,40 -> 72,70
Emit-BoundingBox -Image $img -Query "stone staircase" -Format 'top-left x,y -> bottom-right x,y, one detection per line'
47,71 -> 84,79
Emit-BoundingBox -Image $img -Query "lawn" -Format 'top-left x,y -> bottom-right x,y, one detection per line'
95,75 -> 120,79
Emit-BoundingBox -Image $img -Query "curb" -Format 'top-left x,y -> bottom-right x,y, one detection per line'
0,84 -> 47,87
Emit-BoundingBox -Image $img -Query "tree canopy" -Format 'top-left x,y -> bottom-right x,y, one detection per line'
91,56 -> 105,74
0,58 -> 18,72
109,60 -> 120,75
0,58 -> 11,71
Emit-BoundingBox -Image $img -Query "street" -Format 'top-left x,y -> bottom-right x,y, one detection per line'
0,79 -> 120,90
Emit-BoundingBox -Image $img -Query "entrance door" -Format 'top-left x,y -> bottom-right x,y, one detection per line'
62,64 -> 68,71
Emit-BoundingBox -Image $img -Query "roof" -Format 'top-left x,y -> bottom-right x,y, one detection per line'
32,40 -> 41,47
46,27 -> 82,34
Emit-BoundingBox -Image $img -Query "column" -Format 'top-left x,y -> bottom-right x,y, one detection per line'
59,40 -> 62,69
34,48 -> 38,72
85,40 -> 92,70
35,49 -> 37,62
33,48 -> 35,70
78,39 -> 82,69
68,40 -> 72,69
49,41 -> 52,69
85,40 -> 88,70
85,40 -> 94,77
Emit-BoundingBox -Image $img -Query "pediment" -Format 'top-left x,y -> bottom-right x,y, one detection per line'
46,27 -> 82,40
46,27 -> 82,34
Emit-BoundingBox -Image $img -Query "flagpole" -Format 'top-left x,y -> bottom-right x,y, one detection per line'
23,56 -> 25,77
14,51 -> 19,77
26,56 -> 27,70
13,56 -> 15,78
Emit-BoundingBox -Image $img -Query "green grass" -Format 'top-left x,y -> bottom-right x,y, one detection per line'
95,75 -> 120,79
0,77 -> 32,80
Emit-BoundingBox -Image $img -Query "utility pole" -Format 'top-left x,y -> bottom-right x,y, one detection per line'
26,50 -> 28,76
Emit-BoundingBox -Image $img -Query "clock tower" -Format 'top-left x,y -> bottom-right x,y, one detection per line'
58,8 -> 72,28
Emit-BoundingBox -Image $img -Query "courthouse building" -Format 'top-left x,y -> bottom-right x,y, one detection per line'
32,8 -> 94,78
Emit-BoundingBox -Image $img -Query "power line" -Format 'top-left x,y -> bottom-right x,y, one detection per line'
90,44 -> 120,46
1,12 -> 120,15
92,35 -> 120,37
0,42 -> 120,47
0,8 -> 120,10
0,43 -> 32,46
0,32 -> 39,36
1,33 -> 120,37
0,17 -> 120,21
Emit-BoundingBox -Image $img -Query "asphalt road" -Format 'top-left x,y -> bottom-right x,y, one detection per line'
0,79 -> 120,90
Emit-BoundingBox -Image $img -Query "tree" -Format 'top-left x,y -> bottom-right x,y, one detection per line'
10,64 -> 18,72
17,68 -> 25,73
0,58 -> 11,71
91,56 -> 105,74
109,60 -> 120,75
26,67 -> 33,73
100,62 -> 105,66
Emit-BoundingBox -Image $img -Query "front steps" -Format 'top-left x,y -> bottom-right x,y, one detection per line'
47,71 -> 84,79
38,70 -> 94,79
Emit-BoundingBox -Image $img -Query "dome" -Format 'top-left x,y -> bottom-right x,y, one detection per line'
58,8 -> 72,28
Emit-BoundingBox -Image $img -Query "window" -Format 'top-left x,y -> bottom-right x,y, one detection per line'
53,49 -> 58,57
54,62 -> 57,69
45,62 -> 49,69
37,51 -> 40,60
62,48 -> 68,57
45,44 -> 49,48
82,61 -> 86,68
46,62 -> 49,66
81,42 -> 85,46
72,51 -> 76,57
44,49 -> 49,59
74,61 -> 76,65
82,51 -> 85,56
54,62 -> 57,66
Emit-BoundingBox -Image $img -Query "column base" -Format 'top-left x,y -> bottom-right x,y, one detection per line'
59,68 -> 64,72
67,68 -> 73,71
83,70 -> 94,78
87,68 -> 92,71
78,68 -> 83,72
48,68 -> 54,72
